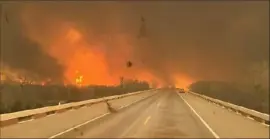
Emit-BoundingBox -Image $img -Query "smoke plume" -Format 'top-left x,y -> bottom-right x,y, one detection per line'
1,2 -> 268,90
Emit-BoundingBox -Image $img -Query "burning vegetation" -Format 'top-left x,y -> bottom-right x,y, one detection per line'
0,2 -> 268,113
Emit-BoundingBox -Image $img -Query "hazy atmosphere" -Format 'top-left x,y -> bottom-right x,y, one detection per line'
0,2 -> 269,138
1,1 -> 269,90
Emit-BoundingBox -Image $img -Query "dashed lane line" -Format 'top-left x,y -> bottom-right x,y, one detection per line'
144,116 -> 151,125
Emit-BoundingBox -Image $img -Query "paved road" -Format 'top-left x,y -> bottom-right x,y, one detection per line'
1,90 -> 268,138
181,93 -> 269,138
68,91 -> 215,138
0,91 -> 156,138
64,90 -> 269,138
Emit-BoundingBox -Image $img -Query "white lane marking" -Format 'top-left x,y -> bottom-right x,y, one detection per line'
144,116 -> 151,125
190,93 -> 270,126
118,93 -> 155,110
177,93 -> 220,139
49,113 -> 110,139
49,93 -> 157,138
119,96 -> 159,138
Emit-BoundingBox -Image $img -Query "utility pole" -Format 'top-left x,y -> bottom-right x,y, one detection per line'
120,76 -> 124,88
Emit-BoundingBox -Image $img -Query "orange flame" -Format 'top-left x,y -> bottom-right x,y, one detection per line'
20,9 -> 194,87
173,74 -> 193,89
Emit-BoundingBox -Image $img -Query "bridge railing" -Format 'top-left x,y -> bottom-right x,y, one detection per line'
0,89 -> 157,127
188,91 -> 269,125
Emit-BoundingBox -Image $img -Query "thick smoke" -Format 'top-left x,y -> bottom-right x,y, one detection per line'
1,4 -> 64,82
1,2 -> 269,90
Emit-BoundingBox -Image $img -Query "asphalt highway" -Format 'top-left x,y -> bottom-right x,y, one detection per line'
0,91 -> 156,138
68,91 -> 269,138
70,91 -> 216,138
1,90 -> 268,138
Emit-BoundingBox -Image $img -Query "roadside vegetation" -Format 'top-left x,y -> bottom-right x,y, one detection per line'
189,81 -> 269,113
0,80 -> 150,114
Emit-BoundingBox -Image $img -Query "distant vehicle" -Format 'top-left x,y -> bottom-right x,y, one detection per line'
179,88 -> 185,93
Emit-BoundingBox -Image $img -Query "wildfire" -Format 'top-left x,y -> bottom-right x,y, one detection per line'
173,74 -> 193,90
41,82 -> 46,86
75,70 -> 84,87
0,72 -> 6,81
19,7 -> 195,87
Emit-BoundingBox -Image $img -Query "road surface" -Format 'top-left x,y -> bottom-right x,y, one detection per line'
64,91 -> 212,138
1,90 -> 269,138
0,91 -> 156,138
63,90 -> 269,138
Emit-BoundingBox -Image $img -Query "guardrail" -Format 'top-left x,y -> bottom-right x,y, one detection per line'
0,89 -> 157,127
188,91 -> 269,125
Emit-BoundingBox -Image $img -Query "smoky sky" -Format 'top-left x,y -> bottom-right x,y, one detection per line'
1,4 -> 64,82
1,1 -> 269,89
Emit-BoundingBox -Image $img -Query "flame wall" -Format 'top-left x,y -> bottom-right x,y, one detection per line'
1,2 -> 268,90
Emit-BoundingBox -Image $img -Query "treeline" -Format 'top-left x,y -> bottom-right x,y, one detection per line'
189,81 -> 269,113
0,80 -> 150,114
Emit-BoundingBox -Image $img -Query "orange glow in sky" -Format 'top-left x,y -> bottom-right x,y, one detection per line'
22,24 -> 193,87
48,27 -> 118,86
20,8 -> 194,87
173,74 -> 193,89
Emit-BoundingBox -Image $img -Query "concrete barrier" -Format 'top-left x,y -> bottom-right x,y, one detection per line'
0,89 -> 157,127
188,91 -> 269,125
